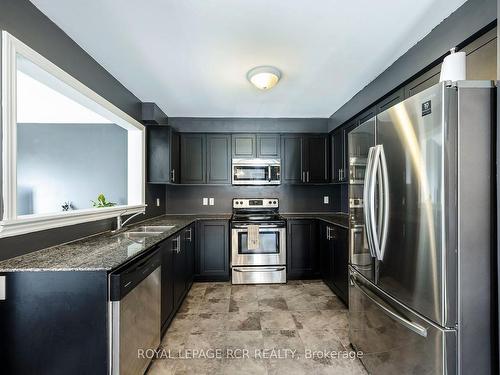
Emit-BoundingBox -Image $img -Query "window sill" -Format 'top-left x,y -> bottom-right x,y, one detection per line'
0,204 -> 146,238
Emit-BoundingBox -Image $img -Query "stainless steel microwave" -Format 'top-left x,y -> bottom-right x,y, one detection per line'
232,159 -> 281,185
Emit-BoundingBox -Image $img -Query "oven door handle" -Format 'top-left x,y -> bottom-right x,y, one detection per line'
233,267 -> 286,272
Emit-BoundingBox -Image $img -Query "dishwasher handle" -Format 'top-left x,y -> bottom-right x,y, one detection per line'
109,248 -> 161,301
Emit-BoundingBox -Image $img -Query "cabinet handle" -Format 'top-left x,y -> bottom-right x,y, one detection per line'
186,228 -> 192,242
172,236 -> 181,253
0,276 -> 5,301
171,169 -> 176,183
338,169 -> 341,181
302,171 -> 306,183
306,171 -> 310,182
326,227 -> 331,240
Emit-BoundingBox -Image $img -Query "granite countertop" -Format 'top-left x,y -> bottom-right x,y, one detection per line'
0,214 -> 230,273
281,212 -> 349,228
0,212 -> 348,273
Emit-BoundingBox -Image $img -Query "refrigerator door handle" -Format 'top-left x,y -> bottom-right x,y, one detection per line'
368,145 -> 382,259
350,274 -> 428,337
363,147 -> 376,258
378,145 -> 390,260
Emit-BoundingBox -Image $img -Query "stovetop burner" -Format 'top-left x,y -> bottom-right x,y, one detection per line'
231,198 -> 283,224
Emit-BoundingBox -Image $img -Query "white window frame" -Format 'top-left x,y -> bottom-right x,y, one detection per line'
0,31 -> 146,238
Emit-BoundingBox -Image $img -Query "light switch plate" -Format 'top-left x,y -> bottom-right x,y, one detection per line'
323,196 -> 329,204
209,198 -> 215,206
203,198 -> 208,205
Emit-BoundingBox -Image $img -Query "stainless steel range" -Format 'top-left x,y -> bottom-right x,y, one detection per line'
231,198 -> 286,284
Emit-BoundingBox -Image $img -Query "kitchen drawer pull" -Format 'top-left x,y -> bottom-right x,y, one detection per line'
350,274 -> 427,337
233,267 -> 285,273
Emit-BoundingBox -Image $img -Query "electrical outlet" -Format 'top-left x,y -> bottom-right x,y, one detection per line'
156,198 -> 160,207
202,198 -> 208,206
323,196 -> 329,204
209,198 -> 215,206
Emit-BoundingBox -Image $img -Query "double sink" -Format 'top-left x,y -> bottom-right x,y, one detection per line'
115,225 -> 175,240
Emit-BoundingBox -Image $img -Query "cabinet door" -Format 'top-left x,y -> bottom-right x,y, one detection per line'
232,134 -> 256,158
281,135 -> 303,184
287,219 -> 319,279
304,135 -> 328,183
161,238 -> 174,327
332,225 -> 349,304
257,134 -> 280,158
462,28 -> 497,80
195,220 -> 229,281
404,64 -> 441,99
331,128 -> 344,183
207,134 -> 231,184
319,222 -> 333,287
181,134 -> 206,184
171,132 -> 180,183
147,125 -> 171,183
376,88 -> 404,114
184,224 -> 195,287
172,234 -> 186,308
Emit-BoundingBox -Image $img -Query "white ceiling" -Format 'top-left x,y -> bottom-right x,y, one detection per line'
30,0 -> 467,118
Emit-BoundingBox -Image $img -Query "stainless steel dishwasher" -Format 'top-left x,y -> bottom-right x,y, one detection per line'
109,248 -> 161,375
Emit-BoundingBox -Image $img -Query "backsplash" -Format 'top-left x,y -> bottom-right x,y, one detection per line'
165,184 -> 342,214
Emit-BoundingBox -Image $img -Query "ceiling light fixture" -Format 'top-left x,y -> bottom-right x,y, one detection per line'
247,66 -> 281,90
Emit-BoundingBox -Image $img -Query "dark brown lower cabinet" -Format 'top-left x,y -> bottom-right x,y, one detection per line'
195,220 -> 229,281
286,219 -> 319,279
161,224 -> 196,333
319,221 -> 348,305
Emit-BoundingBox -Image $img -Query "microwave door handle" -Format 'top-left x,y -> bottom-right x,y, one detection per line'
268,165 -> 271,182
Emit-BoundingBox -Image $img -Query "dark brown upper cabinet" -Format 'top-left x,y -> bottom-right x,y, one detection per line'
180,133 -> 231,185
303,135 -> 328,183
376,88 -> 404,114
207,134 -> 231,184
281,134 -> 303,184
281,134 -> 328,184
403,64 -> 441,99
232,134 -> 256,158
146,125 -> 179,184
180,133 -> 206,184
256,134 -> 280,158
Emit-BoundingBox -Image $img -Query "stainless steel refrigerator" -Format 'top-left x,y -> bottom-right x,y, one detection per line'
348,81 -> 494,374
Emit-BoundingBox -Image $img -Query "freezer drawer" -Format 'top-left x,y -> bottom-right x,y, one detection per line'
349,268 -> 456,374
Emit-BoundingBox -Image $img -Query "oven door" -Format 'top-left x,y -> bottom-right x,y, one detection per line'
231,224 -> 286,266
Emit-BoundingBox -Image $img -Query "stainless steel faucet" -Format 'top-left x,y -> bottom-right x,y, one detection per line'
113,210 -> 145,233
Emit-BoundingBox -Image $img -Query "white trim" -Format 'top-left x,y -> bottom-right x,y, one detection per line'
0,205 -> 146,238
0,31 -> 146,238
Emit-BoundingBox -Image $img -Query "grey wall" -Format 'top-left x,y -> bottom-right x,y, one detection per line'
166,184 -> 342,214
17,123 -> 127,215
328,0 -> 497,130
169,117 -> 329,133
0,0 -> 166,261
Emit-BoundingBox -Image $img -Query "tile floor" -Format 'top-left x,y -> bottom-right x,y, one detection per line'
147,280 -> 367,375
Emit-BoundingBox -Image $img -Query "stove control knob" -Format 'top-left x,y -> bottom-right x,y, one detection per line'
239,201 -> 243,205
268,201 -> 272,204
273,200 -> 277,204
